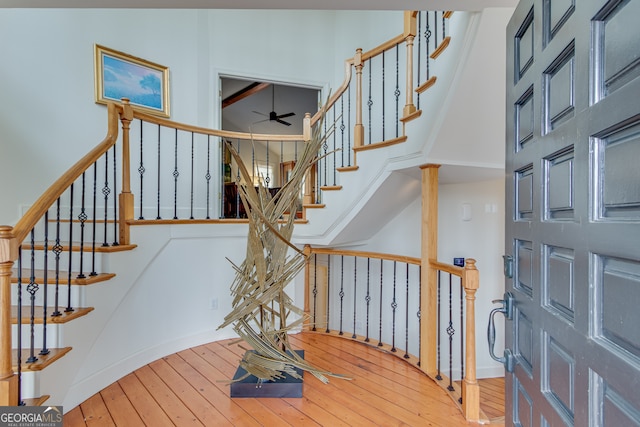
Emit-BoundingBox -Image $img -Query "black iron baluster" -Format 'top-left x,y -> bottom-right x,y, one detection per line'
102,151 -> 110,247
395,43 -> 400,138
77,172 -> 87,279
417,11 -> 422,110
367,59 -> 373,145
434,12 -> 439,50
173,129 -> 179,220
27,230 -> 38,363
436,270 -> 442,380
312,253 -> 318,331
404,263 -> 410,359
382,50 -> 386,141
190,132 -> 195,220
391,261 -> 397,352
66,184 -> 74,313
378,259 -> 384,347
442,11 -> 446,40
41,213 -> 50,356
90,162 -> 98,276
266,140 -> 271,188
156,124 -> 162,220
340,95 -> 345,168
348,82 -> 352,166
365,257 -> 371,342
339,255 -> 344,335
352,256 -> 357,339
138,120 -> 145,220
325,255 -> 331,333
417,265 -> 422,367
447,273 -> 454,391
17,251 -> 24,405
52,199 -> 62,317
236,139 -> 241,218
205,136 -> 211,219
112,144 -> 118,245
426,12 -> 432,81
332,104 -> 337,186
322,120 -> 328,189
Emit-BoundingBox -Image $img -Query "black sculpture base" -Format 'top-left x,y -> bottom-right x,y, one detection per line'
230,350 -> 304,398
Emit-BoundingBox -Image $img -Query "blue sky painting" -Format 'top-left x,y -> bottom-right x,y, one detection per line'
102,54 -> 163,110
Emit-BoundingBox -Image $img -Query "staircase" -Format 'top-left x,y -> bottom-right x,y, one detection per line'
0,7 -> 507,421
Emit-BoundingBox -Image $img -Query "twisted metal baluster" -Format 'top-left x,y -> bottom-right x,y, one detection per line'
404,263 -> 410,359
352,256 -> 357,339
417,11 -> 422,109
325,255 -> 331,333
66,184 -> 74,313
173,129 -> 179,220
90,162 -> 98,275
205,135 -> 211,219
16,251 -> 24,405
77,172 -> 87,278
436,270 -> 442,380
365,257 -> 371,342
391,261 -> 397,352
395,43 -> 400,138
112,144 -> 118,245
339,255 -> 345,335
156,124 -> 162,220
138,120 -> 145,219
27,230 -> 38,363
52,199 -> 62,317
102,151 -> 110,247
312,253 -> 318,331
447,273 -> 455,391
40,213 -> 50,356
190,132 -> 195,220
378,259 -> 384,347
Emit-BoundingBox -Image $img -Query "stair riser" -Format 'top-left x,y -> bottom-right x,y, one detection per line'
11,324 -> 63,350
16,249 -> 106,277
11,285 -> 86,310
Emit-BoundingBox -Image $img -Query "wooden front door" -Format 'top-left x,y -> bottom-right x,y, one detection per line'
503,0 -> 640,425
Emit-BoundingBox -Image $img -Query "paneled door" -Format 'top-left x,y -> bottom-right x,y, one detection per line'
503,0 -> 640,425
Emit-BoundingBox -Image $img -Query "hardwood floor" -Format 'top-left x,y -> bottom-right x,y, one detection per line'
64,333 -> 505,426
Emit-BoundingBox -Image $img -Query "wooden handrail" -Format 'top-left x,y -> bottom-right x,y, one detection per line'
361,33 -> 405,61
310,59 -> 354,127
308,247 -> 420,265
12,103 -> 121,245
129,107 -> 304,142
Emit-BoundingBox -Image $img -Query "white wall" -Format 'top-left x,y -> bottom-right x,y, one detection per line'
0,8 -> 378,225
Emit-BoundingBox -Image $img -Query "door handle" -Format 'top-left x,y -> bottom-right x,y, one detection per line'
488,292 -> 515,373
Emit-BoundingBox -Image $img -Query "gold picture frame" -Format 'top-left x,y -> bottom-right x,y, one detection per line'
94,44 -> 170,117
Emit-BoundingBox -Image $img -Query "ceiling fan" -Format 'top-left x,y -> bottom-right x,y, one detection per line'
253,85 -> 295,126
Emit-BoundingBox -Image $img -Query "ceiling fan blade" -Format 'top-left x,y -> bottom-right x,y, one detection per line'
276,119 -> 292,126
252,118 -> 270,124
252,110 -> 268,117
276,112 -> 295,119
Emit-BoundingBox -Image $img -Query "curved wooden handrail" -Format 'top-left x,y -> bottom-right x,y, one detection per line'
429,259 -> 464,277
130,108 -> 304,142
12,103 -> 122,245
307,246 -> 420,265
310,59 -> 354,127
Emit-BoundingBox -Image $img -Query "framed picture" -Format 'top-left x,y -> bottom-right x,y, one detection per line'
94,44 -> 170,117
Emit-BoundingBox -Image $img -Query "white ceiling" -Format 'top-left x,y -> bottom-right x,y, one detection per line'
1,0 -> 518,9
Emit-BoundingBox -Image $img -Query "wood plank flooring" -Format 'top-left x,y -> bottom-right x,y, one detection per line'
64,333 -> 504,426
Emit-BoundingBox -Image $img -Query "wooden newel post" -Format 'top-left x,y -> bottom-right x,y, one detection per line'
302,245 -> 312,331
119,99 -> 134,245
403,11 -> 417,118
462,258 -> 480,422
0,226 -> 18,405
353,48 -> 364,163
420,164 -> 440,376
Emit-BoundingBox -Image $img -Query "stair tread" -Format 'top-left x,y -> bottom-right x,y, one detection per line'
11,306 -> 94,324
22,396 -> 50,406
11,269 -> 115,285
22,242 -> 137,253
12,347 -> 72,372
